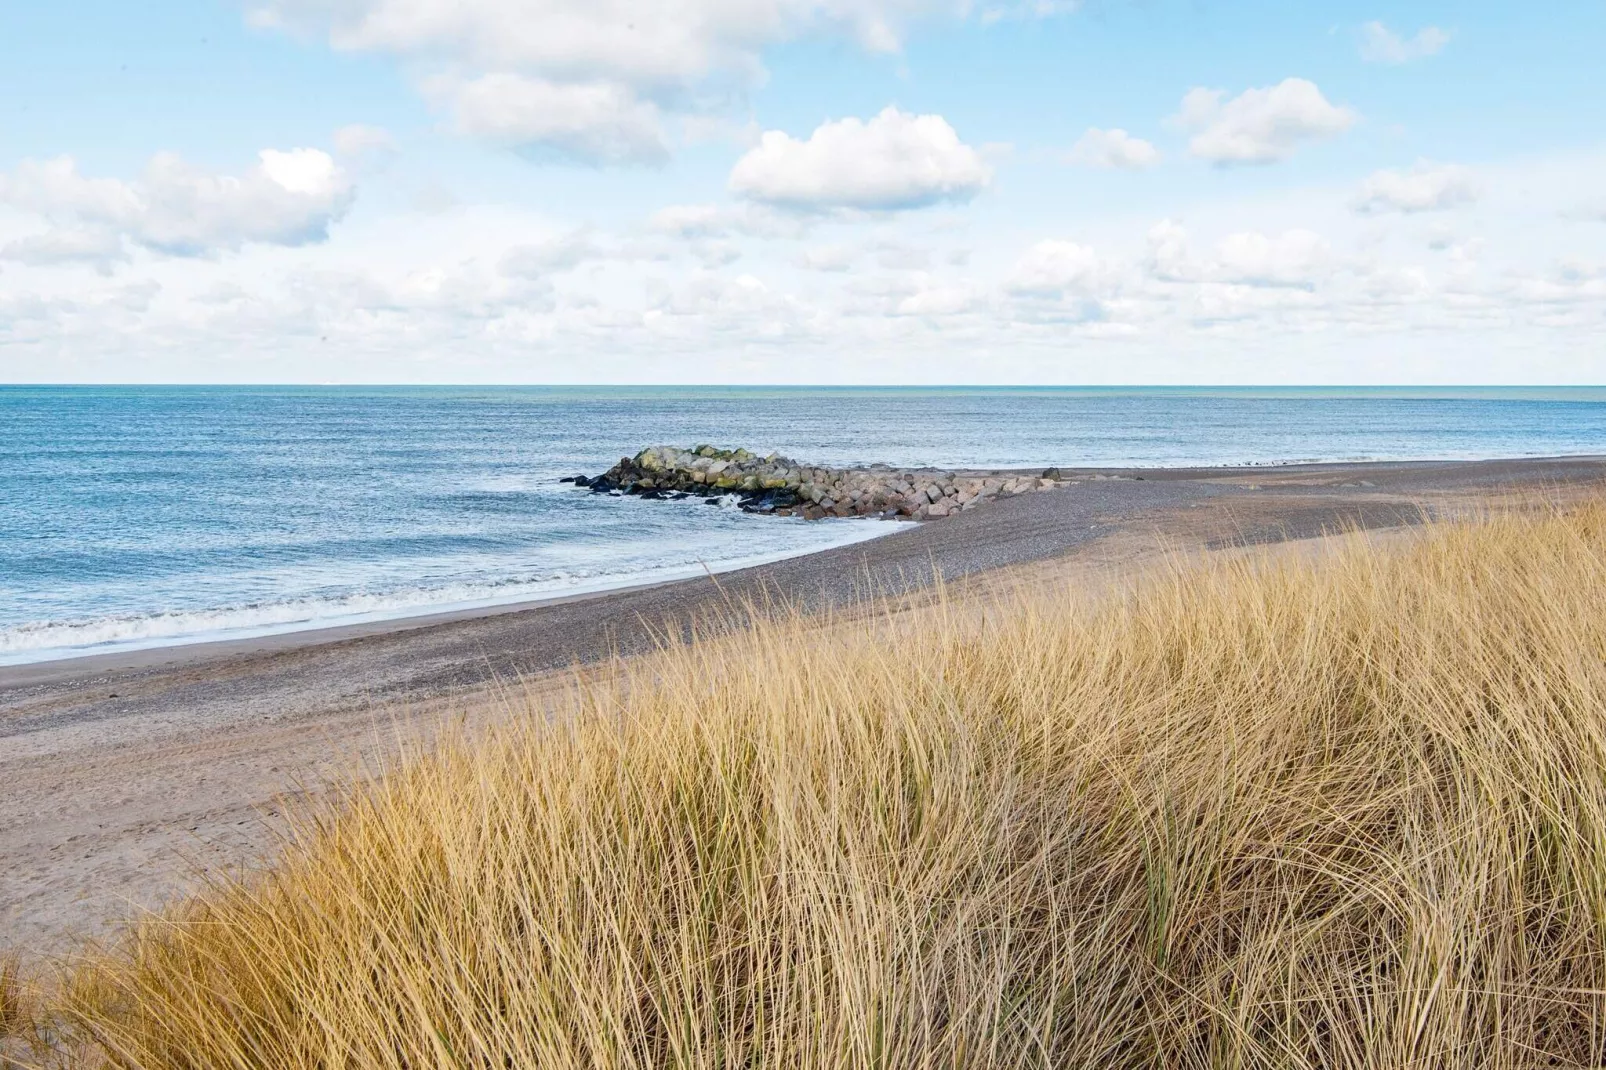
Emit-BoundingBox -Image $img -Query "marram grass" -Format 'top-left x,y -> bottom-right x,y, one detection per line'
33,506 -> 1606,1068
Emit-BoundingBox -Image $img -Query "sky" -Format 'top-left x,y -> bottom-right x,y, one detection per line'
0,1 -> 1603,384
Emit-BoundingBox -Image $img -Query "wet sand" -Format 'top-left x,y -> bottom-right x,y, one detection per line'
3,455 -> 1603,956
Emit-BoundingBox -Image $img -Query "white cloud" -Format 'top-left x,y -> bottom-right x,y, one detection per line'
425,74 -> 670,164
257,148 -> 342,195
729,107 -> 991,211
248,0 -> 950,83
1354,162 -> 1480,214
644,202 -> 812,242
411,183 -> 459,215
499,230 -> 602,276
650,203 -> 731,238
1007,240 -> 1109,296
1176,79 -> 1357,164
1067,127 -> 1160,170
8,145 -> 1603,383
1214,229 -> 1331,288
876,242 -> 932,270
1562,199 -> 1606,223
894,281 -> 984,317
1,227 -> 127,273
692,241 -> 743,269
1360,21 -> 1450,64
0,149 -> 353,258
1141,222 -> 1332,291
796,244 -> 859,272
1146,219 -> 1198,282
249,0 -> 1070,166
1556,259 -> 1606,284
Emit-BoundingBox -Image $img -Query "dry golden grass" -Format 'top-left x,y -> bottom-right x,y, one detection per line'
0,956 -> 20,1039
32,504 -> 1606,1068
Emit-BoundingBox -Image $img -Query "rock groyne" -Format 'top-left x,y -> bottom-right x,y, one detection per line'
564,445 -> 1067,521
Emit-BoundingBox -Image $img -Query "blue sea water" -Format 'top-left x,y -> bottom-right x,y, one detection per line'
2,385 -> 1603,665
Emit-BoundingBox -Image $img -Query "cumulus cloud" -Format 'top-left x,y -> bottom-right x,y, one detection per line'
729,107 -> 991,211
1214,229 -> 1331,288
0,149 -> 353,258
1354,162 -> 1480,214
1067,127 -> 1160,170
1006,240 -> 1109,296
1175,79 -> 1357,165
1138,221 -> 1333,291
249,0 -> 1071,165
1360,21 -> 1450,64
894,281 -> 984,317
1146,219 -> 1198,282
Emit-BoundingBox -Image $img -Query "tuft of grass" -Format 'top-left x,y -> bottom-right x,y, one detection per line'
37,504 -> 1606,1068
0,956 -> 19,1039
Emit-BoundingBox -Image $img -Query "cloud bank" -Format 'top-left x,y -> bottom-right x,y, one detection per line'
0,149 -> 354,262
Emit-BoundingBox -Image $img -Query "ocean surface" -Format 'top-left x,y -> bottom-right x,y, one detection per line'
3,386 -> 1604,665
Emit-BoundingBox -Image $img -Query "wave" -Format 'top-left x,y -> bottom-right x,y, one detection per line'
0,520 -> 898,666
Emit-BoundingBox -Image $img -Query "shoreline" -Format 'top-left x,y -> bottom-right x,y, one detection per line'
7,453 -> 1602,684
0,517 -> 902,677
3,453 -> 1605,955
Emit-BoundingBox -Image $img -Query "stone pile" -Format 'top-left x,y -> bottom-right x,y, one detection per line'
563,445 -> 1066,521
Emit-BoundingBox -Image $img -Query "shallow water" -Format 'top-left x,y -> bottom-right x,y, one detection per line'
3,385 -> 1603,664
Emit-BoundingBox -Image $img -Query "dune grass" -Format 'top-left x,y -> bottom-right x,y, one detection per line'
29,504 -> 1606,1068
0,956 -> 20,1039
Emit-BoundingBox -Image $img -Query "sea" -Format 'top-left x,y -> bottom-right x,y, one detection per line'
2,385 -> 1604,666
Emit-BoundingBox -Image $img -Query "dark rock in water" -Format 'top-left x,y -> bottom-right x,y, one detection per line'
562,443 -> 1068,523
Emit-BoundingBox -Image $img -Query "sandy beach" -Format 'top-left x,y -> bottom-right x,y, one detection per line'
3,454 -> 1603,958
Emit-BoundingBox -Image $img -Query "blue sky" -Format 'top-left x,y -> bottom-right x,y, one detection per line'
1,1 -> 1602,383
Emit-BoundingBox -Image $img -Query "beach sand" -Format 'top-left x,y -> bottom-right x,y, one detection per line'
3,456 -> 1603,957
